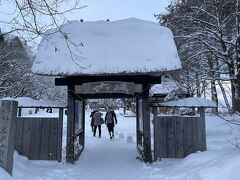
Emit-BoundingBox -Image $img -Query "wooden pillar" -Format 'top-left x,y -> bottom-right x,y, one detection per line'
79,100 -> 85,149
66,86 -> 74,163
153,106 -> 159,161
141,84 -> 153,163
57,108 -> 63,162
199,107 -> 207,151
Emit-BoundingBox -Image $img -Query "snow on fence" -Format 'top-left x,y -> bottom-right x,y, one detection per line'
15,109 -> 63,162
0,100 -> 18,175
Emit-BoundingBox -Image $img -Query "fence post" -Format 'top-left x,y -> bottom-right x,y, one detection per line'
0,100 -> 18,175
199,107 -> 207,151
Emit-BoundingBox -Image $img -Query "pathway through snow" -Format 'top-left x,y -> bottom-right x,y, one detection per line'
1,109 -> 240,180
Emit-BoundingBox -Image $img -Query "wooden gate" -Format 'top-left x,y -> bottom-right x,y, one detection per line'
15,110 -> 63,162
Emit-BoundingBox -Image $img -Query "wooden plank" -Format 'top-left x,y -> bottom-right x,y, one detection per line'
193,117 -> 198,152
32,118 -> 42,160
22,118 -> 32,157
178,117 -> 184,157
28,118 -> 36,159
45,118 -> 52,160
57,108 -> 63,162
48,119 -> 55,160
14,118 -> 20,153
153,107 -> 158,161
199,108 -> 207,151
183,117 -> 188,157
161,116 -> 167,157
40,118 -> 48,160
18,118 -> 24,154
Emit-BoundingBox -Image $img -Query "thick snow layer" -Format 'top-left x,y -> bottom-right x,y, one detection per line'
32,18 -> 181,75
1,97 -> 67,107
150,78 -> 179,95
2,109 -> 240,180
158,97 -> 217,108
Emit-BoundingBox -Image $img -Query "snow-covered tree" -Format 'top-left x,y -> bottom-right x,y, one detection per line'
156,0 -> 240,113
0,1 -> 84,42
0,32 -> 34,98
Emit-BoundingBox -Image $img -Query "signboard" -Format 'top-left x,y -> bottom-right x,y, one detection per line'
0,100 -> 17,175
138,99 -> 143,132
81,81 -> 135,94
73,136 -> 83,160
74,100 -> 83,133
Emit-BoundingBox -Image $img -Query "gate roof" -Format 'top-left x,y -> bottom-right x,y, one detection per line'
32,18 -> 181,76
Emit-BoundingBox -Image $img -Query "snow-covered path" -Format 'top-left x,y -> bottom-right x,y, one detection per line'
2,109 -> 240,180
7,109 -> 156,180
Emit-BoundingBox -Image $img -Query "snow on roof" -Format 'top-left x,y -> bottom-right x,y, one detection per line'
1,97 -> 67,107
32,18 -> 181,76
157,97 -> 217,108
150,78 -> 179,95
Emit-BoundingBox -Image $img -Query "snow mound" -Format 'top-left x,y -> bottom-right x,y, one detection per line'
32,18 -> 181,75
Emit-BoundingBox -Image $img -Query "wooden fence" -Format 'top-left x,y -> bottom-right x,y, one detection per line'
154,115 -> 206,160
15,111 -> 63,162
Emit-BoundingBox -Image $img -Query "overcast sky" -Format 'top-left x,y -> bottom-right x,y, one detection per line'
67,0 -> 172,22
0,0 -> 172,45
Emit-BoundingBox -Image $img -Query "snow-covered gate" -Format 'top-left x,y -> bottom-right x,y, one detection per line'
56,75 -> 162,163
31,18 -> 182,163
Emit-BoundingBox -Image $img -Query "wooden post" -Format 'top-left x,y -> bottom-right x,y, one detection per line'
0,100 -> 18,175
142,84 -> 153,163
66,86 -> 75,163
153,106 -> 159,161
199,107 -> 207,151
57,108 -> 63,162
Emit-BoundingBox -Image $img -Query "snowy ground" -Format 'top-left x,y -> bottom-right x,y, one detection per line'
1,109 -> 240,180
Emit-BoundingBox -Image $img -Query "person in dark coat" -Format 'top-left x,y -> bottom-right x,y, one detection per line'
93,110 -> 103,138
105,108 -> 117,139
90,109 -> 97,132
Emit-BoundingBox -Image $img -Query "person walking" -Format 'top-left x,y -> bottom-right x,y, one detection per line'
93,110 -> 103,138
105,108 -> 117,139
90,109 -> 97,132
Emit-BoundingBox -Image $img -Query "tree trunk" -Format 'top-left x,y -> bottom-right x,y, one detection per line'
229,63 -> 236,112
211,80 -> 218,114
196,73 -> 201,97
235,77 -> 240,113
217,80 -> 231,113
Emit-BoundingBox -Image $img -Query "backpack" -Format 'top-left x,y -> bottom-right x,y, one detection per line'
106,112 -> 113,124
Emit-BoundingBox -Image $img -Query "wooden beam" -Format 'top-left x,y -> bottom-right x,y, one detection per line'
70,93 -> 137,99
55,75 -> 162,86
